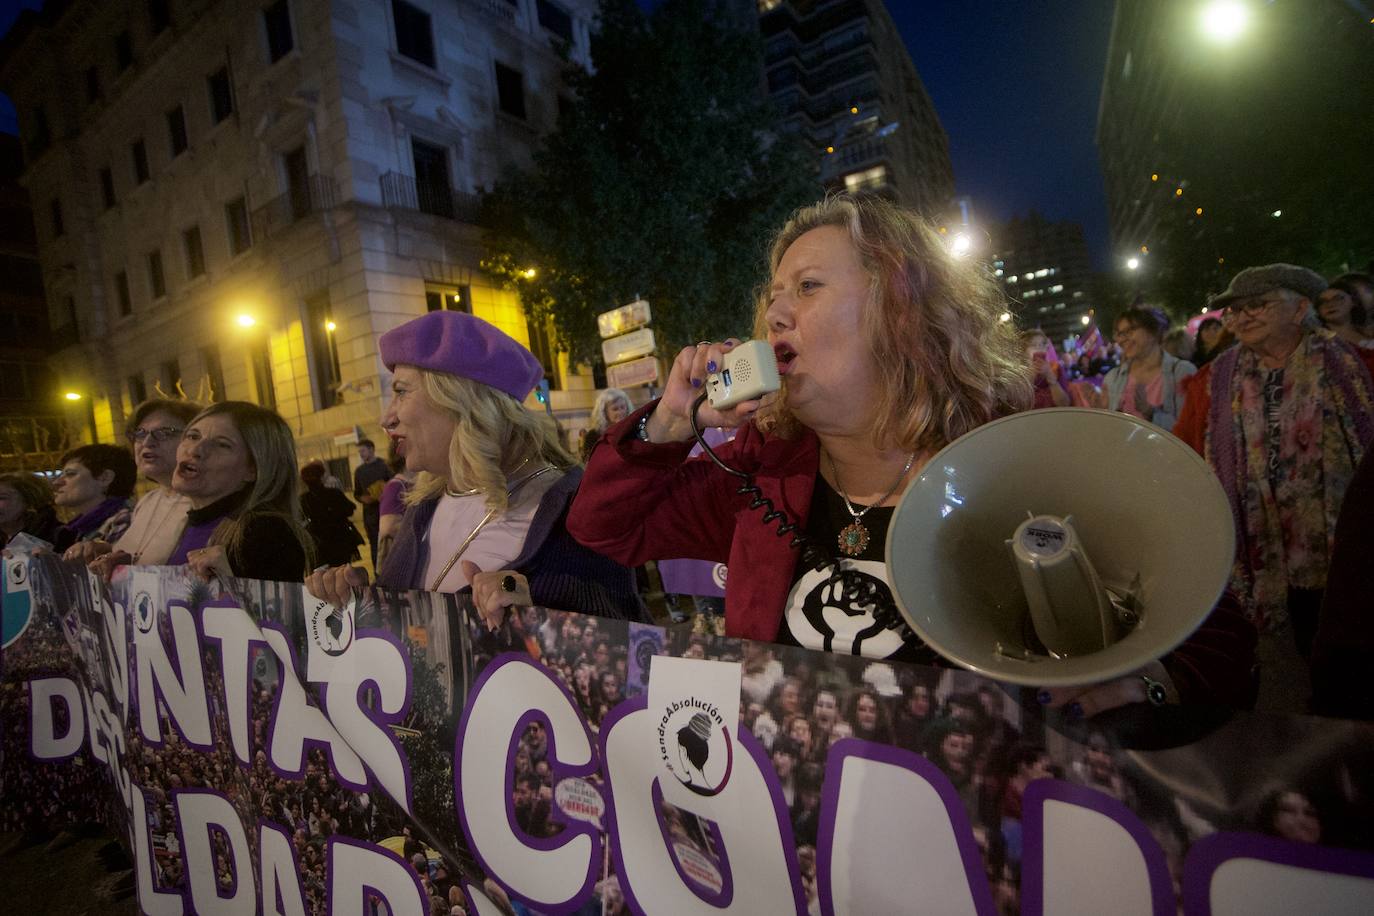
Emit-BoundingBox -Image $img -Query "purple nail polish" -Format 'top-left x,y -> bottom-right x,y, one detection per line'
1036,690 -> 1052,705
706,360 -> 717,373
691,378 -> 702,388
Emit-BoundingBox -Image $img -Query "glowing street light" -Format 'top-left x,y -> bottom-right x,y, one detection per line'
1201,1 -> 1249,44
521,268 -> 537,279
999,312 -> 1011,323
325,320 -> 337,332
950,233 -> 972,256
1127,257 -> 1141,271
236,314 -> 257,328
1080,315 -> 1091,326
1271,209 -> 1283,218
64,391 -> 82,401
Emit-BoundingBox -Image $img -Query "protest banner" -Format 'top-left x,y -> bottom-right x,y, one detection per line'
3,552 -> 1374,915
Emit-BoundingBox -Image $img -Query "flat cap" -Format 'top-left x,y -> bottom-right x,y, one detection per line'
379,311 -> 544,401
1209,263 -> 1327,310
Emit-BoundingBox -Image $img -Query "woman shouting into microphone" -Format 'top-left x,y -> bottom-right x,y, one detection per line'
307,310 -> 644,626
568,192 -> 1255,714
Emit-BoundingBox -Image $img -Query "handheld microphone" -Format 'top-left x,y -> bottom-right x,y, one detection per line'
706,340 -> 781,410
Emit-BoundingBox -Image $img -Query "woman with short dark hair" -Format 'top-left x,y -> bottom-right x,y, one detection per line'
1096,305 -> 1196,428
52,443 -> 138,552
0,472 -> 60,548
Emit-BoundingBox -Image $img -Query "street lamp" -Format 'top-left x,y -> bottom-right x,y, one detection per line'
950,233 -> 972,257
236,314 -> 257,328
64,391 -> 82,401
1080,315 -> 1091,326
1127,257 -> 1141,271
1201,1 -> 1249,44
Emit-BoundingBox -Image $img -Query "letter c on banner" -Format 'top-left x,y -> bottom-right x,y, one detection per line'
455,653 -> 600,911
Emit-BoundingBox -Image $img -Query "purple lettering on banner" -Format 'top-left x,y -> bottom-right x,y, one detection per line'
1021,779 -> 1173,916
259,623 -> 370,791
133,599 -> 215,751
454,653 -> 601,913
258,819 -> 309,916
599,695 -> 807,915
28,676 -> 85,761
130,782 -> 188,916
325,835 -> 428,916
171,788 -> 255,916
815,738 -> 995,916
1183,831 -> 1374,915
316,626 -> 416,815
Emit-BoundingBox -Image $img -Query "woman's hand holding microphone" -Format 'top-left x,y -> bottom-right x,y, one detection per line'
643,339 -> 766,443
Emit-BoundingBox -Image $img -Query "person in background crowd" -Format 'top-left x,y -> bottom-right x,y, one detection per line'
376,445 -> 413,573
1163,327 -> 1194,362
1256,786 -> 1323,844
1191,316 -> 1232,368
1174,264 -> 1374,712
1316,277 -> 1373,349
69,398 -> 201,569
1308,446 -> 1374,720
51,444 -> 137,553
167,401 -> 311,583
1094,306 -> 1195,429
580,388 -> 632,463
1332,272 -> 1374,335
353,437 -> 393,568
1023,329 -> 1070,408
570,192 -> 1254,715
998,744 -> 1051,870
299,461 -> 363,567
307,311 -> 644,623
0,472 -> 60,548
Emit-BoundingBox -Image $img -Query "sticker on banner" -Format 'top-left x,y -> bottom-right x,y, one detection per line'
128,567 -> 163,636
554,777 -> 606,829
2,554 -> 33,648
711,564 -> 728,589
304,586 -> 356,680
648,655 -> 741,812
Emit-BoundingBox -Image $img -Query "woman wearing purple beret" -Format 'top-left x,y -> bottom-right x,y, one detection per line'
306,311 -> 645,625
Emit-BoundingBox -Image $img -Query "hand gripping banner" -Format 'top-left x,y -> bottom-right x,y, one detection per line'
3,552 -> 1374,915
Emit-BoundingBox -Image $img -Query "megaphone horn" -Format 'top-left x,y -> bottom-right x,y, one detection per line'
885,408 -> 1234,688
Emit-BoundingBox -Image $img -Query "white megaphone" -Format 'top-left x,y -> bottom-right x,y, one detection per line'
885,408 -> 1234,688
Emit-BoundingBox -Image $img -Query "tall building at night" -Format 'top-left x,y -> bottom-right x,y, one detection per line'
991,213 -> 1095,346
759,0 -> 954,217
0,0 -> 598,471
1096,1 -> 1374,311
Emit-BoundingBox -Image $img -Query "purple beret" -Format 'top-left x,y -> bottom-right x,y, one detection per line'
379,311 -> 544,401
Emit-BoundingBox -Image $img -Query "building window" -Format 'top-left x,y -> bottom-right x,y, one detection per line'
536,0 -> 574,43
99,167 -> 116,209
284,145 -> 311,220
183,225 -> 206,278
115,31 -> 134,73
50,198 -> 64,238
208,66 -> 234,124
264,0 -> 295,63
159,359 -> 181,396
27,108 -> 50,158
167,105 -> 188,156
251,343 -> 276,409
411,138 -> 453,218
425,284 -> 470,314
85,66 -> 101,104
392,0 -> 435,69
148,0 -> 171,34
525,316 -> 559,391
128,373 -> 147,406
147,250 -> 166,299
132,139 -> 150,184
495,63 -> 525,120
225,196 -> 252,255
305,293 -> 341,409
115,271 -> 132,316
843,164 -> 887,193
201,346 -> 225,402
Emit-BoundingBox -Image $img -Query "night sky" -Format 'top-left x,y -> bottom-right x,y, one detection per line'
0,0 -> 1116,265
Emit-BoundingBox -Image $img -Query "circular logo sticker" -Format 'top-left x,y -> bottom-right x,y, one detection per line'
133,590 -> 157,633
657,699 -> 733,797
711,564 -> 728,589
308,600 -> 353,656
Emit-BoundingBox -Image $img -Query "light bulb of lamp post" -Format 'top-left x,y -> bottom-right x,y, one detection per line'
999,312 -> 1011,323
64,391 -> 82,401
1127,257 -> 1141,271
1201,1 -> 1249,44
236,314 -> 257,328
951,233 -> 972,256
325,320 -> 336,332
522,268 -> 537,279
1080,315 -> 1091,326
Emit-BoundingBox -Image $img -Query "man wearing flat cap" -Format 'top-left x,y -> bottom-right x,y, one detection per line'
1174,263 -> 1374,711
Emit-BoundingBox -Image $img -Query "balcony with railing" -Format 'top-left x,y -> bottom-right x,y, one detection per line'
380,171 -> 484,225
250,175 -> 339,242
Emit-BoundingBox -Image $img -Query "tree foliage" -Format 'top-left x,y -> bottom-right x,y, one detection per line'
482,0 -> 817,364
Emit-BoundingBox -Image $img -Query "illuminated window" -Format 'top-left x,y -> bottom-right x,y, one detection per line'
1035,268 -> 1050,278
1050,284 -> 1064,293
843,165 -> 887,192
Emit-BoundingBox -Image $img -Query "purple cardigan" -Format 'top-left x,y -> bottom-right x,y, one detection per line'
379,467 -> 645,622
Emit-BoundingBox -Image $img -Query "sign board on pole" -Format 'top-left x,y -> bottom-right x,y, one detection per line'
332,426 -> 361,447
597,300 -> 652,339
606,355 -> 660,389
601,327 -> 656,366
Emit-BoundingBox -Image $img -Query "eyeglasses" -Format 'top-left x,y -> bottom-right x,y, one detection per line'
1222,297 -> 1287,320
126,426 -> 184,444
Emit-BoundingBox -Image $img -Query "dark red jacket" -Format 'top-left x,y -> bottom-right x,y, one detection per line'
568,402 -> 1257,707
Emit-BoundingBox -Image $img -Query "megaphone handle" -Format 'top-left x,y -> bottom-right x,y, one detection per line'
687,394 -> 927,657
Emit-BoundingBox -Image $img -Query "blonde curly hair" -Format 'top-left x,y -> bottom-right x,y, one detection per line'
752,193 -> 1031,452
406,371 -> 575,513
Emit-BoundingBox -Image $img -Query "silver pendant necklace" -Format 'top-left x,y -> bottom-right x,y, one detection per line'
828,451 -> 916,557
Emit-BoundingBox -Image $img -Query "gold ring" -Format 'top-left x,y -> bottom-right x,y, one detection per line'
696,341 -> 711,347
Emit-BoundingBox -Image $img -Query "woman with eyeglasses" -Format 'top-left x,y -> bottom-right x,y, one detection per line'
1091,306 -> 1195,429
72,399 -> 202,570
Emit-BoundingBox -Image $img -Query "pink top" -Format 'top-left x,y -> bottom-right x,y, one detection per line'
1118,372 -> 1165,419
421,468 -> 561,591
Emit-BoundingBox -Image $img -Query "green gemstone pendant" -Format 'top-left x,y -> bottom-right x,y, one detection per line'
838,521 -> 870,557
